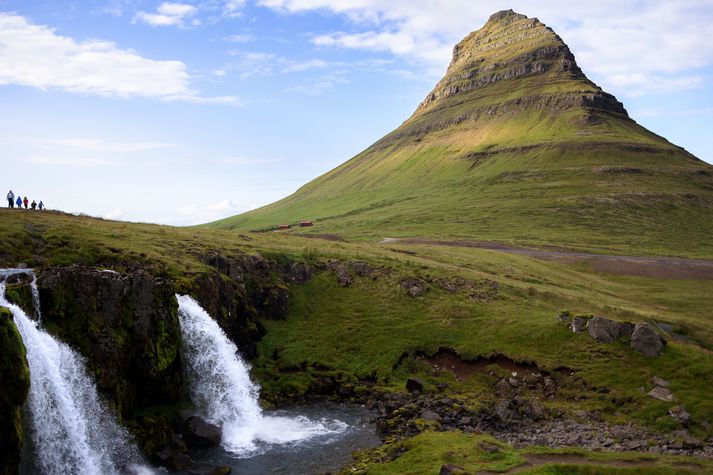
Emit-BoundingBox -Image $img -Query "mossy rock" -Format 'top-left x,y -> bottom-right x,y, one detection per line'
0,307 -> 31,475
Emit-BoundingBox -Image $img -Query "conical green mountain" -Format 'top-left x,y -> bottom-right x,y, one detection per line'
210,10 -> 713,257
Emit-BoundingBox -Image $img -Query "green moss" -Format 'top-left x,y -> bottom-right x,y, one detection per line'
0,308 -> 31,475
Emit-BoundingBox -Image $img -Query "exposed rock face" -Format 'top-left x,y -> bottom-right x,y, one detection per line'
571,316 -> 588,333
630,322 -> 666,357
0,308 -> 30,475
182,416 -> 222,448
36,267 -> 182,418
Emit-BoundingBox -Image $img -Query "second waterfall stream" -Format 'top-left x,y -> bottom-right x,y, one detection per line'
176,295 -> 348,457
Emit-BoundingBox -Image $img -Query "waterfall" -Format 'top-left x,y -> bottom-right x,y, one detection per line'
177,295 -> 348,457
0,272 -> 149,475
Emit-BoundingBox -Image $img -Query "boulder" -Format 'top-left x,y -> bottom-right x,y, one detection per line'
406,377 -> 424,393
420,409 -> 441,421
182,416 -> 222,448
571,316 -> 588,333
630,323 -> 666,357
335,265 -> 352,287
648,386 -> 674,402
587,316 -> 622,343
619,322 -> 635,338
652,376 -> 670,388
439,464 -> 468,475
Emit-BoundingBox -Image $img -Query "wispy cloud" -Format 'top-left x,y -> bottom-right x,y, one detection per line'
27,156 -> 115,168
135,2 -> 198,27
176,199 -> 245,224
223,0 -> 247,18
215,156 -> 285,165
218,33 -> 255,43
286,73 -> 349,95
0,13 -> 240,104
260,0 -> 713,96
34,138 -> 177,153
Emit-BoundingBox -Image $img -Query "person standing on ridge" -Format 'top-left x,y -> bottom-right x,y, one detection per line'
38,201 -> 44,210
31,200 -> 37,210
16,196 -> 22,208
23,197 -> 28,209
6,190 -> 13,208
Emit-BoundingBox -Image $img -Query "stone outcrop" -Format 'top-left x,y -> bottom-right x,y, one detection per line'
36,267 -> 182,417
587,316 -> 622,343
630,322 -> 667,357
182,416 -> 222,448
0,308 -> 30,475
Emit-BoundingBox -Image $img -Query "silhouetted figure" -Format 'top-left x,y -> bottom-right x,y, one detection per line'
16,196 -> 21,208
31,200 -> 37,210
38,201 -> 44,210
6,190 -> 13,208
23,197 -> 28,209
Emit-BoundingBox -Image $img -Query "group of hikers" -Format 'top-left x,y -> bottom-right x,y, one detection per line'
6,190 -> 44,210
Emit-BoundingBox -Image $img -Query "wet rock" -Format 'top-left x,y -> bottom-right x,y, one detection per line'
630,322 -> 666,357
287,262 -> 312,284
406,378 -> 424,394
669,405 -> 691,427
648,386 -> 674,402
571,316 -> 588,333
154,449 -> 193,471
587,316 -> 622,343
182,416 -> 222,448
439,464 -> 467,475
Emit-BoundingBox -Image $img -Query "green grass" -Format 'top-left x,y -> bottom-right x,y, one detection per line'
345,431 -> 713,474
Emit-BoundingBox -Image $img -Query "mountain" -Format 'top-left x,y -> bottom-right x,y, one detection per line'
209,10 -> 713,257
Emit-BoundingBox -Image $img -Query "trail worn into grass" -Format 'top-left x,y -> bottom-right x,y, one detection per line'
380,237 -> 713,280
476,453 -> 702,474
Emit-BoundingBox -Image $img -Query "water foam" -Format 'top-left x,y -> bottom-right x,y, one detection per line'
177,294 -> 348,457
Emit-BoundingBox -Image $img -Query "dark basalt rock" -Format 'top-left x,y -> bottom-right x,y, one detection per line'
36,267 -> 182,418
439,463 -> 468,475
182,416 -> 222,449
587,316 -> 622,343
406,377 -> 425,394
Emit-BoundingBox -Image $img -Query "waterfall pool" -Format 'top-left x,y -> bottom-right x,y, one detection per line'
191,401 -> 381,474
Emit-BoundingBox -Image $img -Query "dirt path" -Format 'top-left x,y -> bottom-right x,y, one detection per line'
379,237 -> 713,280
476,453 -> 702,474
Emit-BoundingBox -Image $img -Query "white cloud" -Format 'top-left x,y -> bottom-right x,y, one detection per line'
219,33 -> 255,42
281,59 -> 330,73
223,0 -> 247,18
27,156 -> 115,167
285,73 -> 349,95
104,208 -> 124,220
259,0 -> 713,96
135,2 -> 198,27
176,199 -> 245,224
0,13 -> 240,104
215,156 -> 285,165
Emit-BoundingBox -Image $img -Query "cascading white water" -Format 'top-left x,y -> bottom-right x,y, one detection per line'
177,295 -> 348,457
0,273 -> 149,475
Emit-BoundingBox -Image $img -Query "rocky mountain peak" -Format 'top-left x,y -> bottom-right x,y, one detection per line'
411,10 -> 626,121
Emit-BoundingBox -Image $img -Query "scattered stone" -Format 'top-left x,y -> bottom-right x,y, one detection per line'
182,416 -> 222,448
439,464 -> 467,475
652,376 -> 670,388
669,405 -> 691,427
587,316 -> 622,343
478,441 -> 500,453
648,386 -> 674,402
630,323 -> 666,357
401,278 -> 427,297
680,433 -> 703,450
507,376 -> 520,388
571,316 -> 588,333
351,261 -> 373,277
421,409 -> 441,422
406,377 -> 424,394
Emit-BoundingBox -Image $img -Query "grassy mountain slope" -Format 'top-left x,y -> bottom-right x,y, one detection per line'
208,10 -> 713,258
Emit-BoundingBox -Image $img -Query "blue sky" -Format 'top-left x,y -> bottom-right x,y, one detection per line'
1,0 -> 712,225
